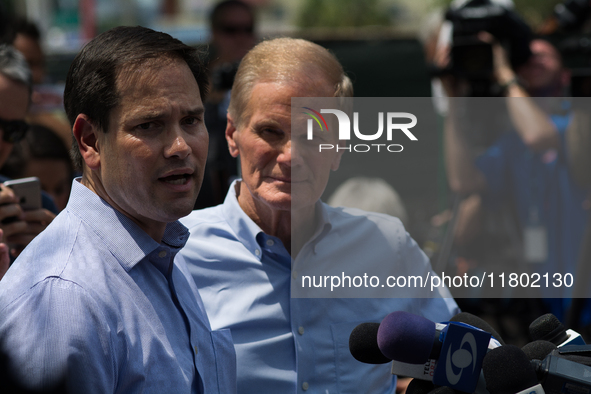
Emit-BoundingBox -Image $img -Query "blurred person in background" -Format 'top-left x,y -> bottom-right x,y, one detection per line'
10,18 -> 72,150
0,44 -> 56,261
327,176 -> 409,228
440,36 -> 590,328
196,0 -> 258,209
1,123 -> 74,211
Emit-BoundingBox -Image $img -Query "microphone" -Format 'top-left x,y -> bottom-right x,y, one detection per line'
377,311 -> 444,364
349,322 -> 391,364
482,345 -> 545,394
550,345 -> 591,367
521,339 -> 591,367
406,379 -> 462,394
532,353 -> 591,392
377,311 -> 501,364
378,311 -> 499,393
450,312 -> 506,346
529,314 -> 586,347
522,340 -> 557,361
406,379 -> 436,394
348,320 -> 441,381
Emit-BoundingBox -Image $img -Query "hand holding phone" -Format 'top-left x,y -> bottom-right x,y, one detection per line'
3,177 -> 42,211
0,177 -> 55,258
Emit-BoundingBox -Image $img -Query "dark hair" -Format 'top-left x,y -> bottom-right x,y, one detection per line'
11,18 -> 41,41
1,124 -> 73,180
63,25 -> 209,170
210,0 -> 254,29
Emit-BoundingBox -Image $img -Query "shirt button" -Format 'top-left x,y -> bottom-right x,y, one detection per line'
298,326 -> 305,335
158,250 -> 167,258
266,239 -> 274,246
302,382 -> 309,391
194,345 -> 198,355
255,249 -> 261,256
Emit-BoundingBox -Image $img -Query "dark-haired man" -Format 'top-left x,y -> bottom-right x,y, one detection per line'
0,26 -> 235,393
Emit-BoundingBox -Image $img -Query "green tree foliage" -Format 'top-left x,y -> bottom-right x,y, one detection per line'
298,0 -> 391,28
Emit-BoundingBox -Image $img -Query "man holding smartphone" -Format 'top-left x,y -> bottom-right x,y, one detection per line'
0,44 -> 55,277
0,27 -> 235,393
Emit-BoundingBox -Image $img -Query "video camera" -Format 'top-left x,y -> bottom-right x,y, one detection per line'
442,0 -> 533,96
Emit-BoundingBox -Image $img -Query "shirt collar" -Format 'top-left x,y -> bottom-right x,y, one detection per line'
221,180 -> 333,257
66,178 -> 189,271
221,180 -> 268,260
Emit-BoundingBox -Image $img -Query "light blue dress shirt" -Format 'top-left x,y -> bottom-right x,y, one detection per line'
0,179 -> 236,393
180,180 -> 459,394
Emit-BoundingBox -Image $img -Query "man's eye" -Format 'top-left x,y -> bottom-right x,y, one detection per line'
261,128 -> 281,136
136,122 -> 155,130
184,116 -> 200,125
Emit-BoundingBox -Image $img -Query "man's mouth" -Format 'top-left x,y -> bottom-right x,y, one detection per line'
160,174 -> 191,185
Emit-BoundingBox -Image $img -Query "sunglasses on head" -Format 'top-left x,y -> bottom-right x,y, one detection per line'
0,118 -> 29,143
218,24 -> 254,35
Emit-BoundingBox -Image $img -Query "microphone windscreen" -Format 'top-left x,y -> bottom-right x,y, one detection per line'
529,313 -> 568,344
483,345 -> 539,394
406,379 -> 435,394
349,322 -> 391,364
522,340 -> 557,360
377,311 -> 436,364
430,387 -> 458,394
450,312 -> 506,345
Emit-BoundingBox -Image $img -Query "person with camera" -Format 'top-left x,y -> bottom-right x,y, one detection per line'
441,35 -> 590,323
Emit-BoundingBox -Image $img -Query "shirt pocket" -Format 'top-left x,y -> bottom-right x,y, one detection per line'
210,328 -> 237,393
331,321 -> 396,394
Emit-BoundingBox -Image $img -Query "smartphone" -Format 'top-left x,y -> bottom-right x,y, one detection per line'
4,177 -> 42,211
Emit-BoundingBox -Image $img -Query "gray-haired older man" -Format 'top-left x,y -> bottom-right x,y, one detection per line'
180,37 -> 459,393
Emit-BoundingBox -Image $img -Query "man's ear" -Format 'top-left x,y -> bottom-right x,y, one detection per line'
226,114 -> 240,158
73,114 -> 101,170
331,140 -> 346,171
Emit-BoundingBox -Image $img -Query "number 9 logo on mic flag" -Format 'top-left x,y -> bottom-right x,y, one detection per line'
433,322 -> 492,393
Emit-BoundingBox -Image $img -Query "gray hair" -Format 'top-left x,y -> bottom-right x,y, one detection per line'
328,177 -> 409,227
0,44 -> 32,89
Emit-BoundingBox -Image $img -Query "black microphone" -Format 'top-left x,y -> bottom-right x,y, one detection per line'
529,314 -> 585,347
532,353 -> 591,393
483,345 -> 545,394
450,312 -> 506,345
406,379 -> 459,394
522,340 -> 591,367
522,340 -> 557,361
349,322 -> 390,364
406,379 -> 435,394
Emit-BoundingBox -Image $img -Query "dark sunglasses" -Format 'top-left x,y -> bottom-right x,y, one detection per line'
0,118 -> 29,143
218,25 -> 254,35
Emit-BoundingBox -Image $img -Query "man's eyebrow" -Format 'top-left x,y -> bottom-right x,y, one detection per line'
186,107 -> 205,116
130,106 -> 205,121
252,118 -> 283,129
